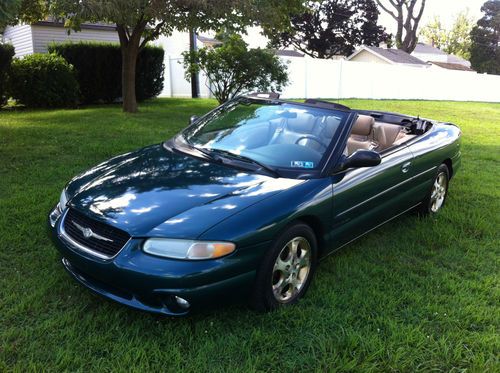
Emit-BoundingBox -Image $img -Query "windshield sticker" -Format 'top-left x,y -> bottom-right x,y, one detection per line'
291,161 -> 315,169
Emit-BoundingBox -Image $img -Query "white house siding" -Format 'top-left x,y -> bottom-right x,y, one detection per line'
349,50 -> 390,64
2,25 -> 34,57
31,25 -> 119,54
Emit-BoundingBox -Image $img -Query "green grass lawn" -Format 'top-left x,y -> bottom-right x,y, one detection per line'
1,98 -> 499,372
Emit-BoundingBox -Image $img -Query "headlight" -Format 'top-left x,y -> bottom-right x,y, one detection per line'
58,189 -> 69,212
142,238 -> 235,260
49,189 -> 69,227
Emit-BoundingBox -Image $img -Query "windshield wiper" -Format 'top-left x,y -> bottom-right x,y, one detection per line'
196,147 -> 280,178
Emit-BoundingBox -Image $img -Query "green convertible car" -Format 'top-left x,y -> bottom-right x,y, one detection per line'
49,95 -> 462,315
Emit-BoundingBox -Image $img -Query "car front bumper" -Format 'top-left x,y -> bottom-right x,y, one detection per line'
49,209 -> 268,316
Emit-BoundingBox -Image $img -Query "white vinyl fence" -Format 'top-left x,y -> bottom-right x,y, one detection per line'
161,55 -> 500,103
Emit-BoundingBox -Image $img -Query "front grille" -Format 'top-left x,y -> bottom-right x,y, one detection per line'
62,208 -> 130,258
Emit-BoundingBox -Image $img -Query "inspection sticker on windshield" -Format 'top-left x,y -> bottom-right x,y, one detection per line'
291,161 -> 315,169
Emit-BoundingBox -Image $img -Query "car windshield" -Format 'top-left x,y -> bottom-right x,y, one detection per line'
182,98 -> 349,170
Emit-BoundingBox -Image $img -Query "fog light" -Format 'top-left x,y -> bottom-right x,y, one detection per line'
174,296 -> 190,309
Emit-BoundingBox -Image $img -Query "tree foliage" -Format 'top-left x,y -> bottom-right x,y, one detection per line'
182,33 -> 288,104
0,44 -> 15,105
49,0 -> 303,113
420,11 -> 475,60
419,17 -> 447,49
266,0 -> 388,59
0,0 -> 47,29
376,0 -> 426,53
0,0 -> 19,29
470,0 -> 500,74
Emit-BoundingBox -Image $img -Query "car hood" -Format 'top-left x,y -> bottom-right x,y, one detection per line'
66,144 -> 303,238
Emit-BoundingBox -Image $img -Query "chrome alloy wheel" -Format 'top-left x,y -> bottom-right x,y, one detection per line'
271,237 -> 311,303
430,172 -> 448,213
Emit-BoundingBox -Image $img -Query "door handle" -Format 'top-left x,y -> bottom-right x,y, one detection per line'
401,162 -> 412,174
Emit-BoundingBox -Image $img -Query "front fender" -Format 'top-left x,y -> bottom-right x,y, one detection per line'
199,178 -> 333,249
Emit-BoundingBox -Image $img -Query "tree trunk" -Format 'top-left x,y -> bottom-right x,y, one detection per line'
117,23 -> 146,113
121,45 -> 139,113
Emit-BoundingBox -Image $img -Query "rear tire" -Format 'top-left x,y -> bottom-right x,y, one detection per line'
418,164 -> 450,216
250,223 -> 317,312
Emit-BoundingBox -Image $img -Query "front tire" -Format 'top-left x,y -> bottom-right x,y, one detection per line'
250,223 -> 317,312
418,164 -> 450,215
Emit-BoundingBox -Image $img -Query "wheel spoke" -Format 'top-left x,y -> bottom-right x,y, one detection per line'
274,256 -> 290,273
273,276 -> 287,295
298,252 -> 309,268
290,239 -> 299,258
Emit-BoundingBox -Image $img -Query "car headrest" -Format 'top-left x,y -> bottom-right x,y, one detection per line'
352,115 -> 375,136
287,114 -> 315,133
322,116 -> 339,138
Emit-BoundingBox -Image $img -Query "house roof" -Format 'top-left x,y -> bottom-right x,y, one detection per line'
429,61 -> 475,71
413,42 -> 447,56
196,35 -> 221,46
34,19 -> 116,32
348,46 -> 428,65
272,49 -> 304,58
447,54 -> 471,66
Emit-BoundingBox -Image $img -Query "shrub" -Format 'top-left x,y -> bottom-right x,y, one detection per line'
49,42 -> 121,103
8,54 -> 79,108
0,44 -> 15,106
136,45 -> 165,101
49,42 -> 164,104
183,33 -> 288,104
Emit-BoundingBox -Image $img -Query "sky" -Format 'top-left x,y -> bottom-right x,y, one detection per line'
379,0 -> 486,32
245,0 -> 487,48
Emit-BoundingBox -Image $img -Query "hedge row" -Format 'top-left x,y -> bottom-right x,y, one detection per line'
0,44 -> 15,106
48,42 -> 165,104
1,42 -> 164,108
9,54 -> 80,108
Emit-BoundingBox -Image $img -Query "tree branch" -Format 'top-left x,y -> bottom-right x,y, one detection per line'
376,0 -> 399,21
140,20 -> 167,50
413,0 -> 426,22
116,24 -> 129,49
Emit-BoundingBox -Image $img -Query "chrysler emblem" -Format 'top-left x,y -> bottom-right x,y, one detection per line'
73,222 -> 114,243
82,227 -> 93,239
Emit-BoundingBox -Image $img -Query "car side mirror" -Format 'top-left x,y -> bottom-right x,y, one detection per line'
189,115 -> 200,125
336,150 -> 381,172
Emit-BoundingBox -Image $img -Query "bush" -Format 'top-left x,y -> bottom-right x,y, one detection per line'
0,44 -> 15,106
136,46 -> 165,101
49,42 -> 121,103
49,42 -> 164,104
183,33 -> 288,104
8,54 -> 79,108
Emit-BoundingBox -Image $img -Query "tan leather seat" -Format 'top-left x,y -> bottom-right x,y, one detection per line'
347,115 -> 375,155
372,122 -> 418,150
372,122 -> 404,151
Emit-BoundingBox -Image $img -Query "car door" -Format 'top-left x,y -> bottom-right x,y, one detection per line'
328,146 -> 417,250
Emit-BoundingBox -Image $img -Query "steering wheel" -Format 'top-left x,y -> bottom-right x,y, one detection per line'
295,136 -> 329,151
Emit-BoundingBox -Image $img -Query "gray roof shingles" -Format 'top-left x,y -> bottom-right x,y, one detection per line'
413,42 -> 448,55
429,61 -> 475,71
272,49 -> 305,57
365,46 -> 428,65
